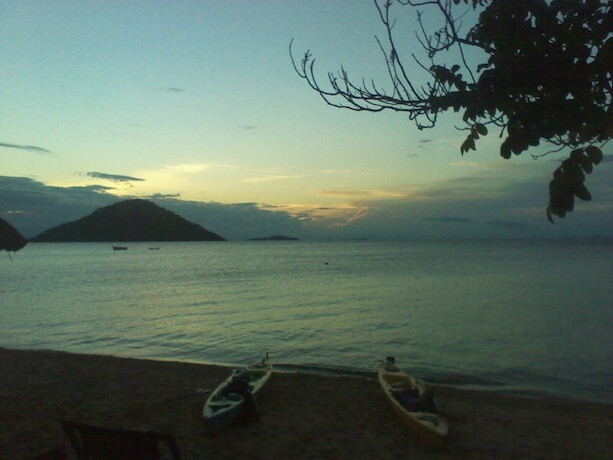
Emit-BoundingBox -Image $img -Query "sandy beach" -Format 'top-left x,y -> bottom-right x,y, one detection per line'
0,347 -> 610,459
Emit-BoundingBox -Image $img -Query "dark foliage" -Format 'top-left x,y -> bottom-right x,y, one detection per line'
31,199 -> 226,242
292,0 -> 611,221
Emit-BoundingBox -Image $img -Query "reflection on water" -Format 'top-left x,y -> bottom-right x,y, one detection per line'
1,240 -> 611,403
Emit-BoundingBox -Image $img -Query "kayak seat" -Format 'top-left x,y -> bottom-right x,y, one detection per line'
233,373 -> 261,384
212,392 -> 243,402
390,381 -> 417,392
393,389 -> 438,413
392,389 -> 421,408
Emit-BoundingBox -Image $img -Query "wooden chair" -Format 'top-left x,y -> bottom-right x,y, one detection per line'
61,420 -> 182,460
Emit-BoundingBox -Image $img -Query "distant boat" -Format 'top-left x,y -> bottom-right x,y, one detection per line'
112,246 -> 128,251
148,247 -> 160,250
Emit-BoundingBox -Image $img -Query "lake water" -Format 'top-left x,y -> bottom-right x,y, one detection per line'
1,240 -> 611,403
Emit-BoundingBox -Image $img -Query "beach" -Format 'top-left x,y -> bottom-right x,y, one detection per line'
0,347 -> 610,459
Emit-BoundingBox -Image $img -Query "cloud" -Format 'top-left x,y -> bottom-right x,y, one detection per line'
152,87 -> 184,93
242,175 -> 300,183
72,184 -> 116,192
127,163 -> 233,196
417,138 -> 432,151
328,207 -> 370,228
321,169 -> 352,174
0,142 -> 52,154
142,193 -> 182,200
238,125 -> 257,130
164,163 -> 226,173
314,188 -> 413,200
450,160 -> 482,168
152,198 -> 306,241
267,203 -> 365,223
0,176 -> 307,240
313,189 -> 370,198
132,163 -> 231,186
1,155 -> 611,241
0,176 -> 119,238
425,216 -> 472,224
87,172 -> 145,183
486,220 -> 528,230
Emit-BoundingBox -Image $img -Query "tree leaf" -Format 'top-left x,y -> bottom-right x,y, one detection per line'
510,137 -> 524,155
500,140 -> 511,159
475,123 -> 488,136
546,204 -> 554,223
294,0 -> 609,223
580,161 -> 593,174
585,146 -> 603,164
573,184 -> 592,201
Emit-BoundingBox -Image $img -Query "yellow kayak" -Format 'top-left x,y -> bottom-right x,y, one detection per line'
378,356 -> 449,446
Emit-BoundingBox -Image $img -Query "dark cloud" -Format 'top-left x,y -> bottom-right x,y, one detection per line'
425,216 -> 472,224
142,193 -> 181,200
417,138 -> 432,150
72,184 -> 116,192
0,176 -> 306,241
486,220 -> 528,230
146,197 -> 305,241
1,155 -> 611,241
0,176 -> 118,238
87,172 -> 145,183
152,87 -> 184,93
0,142 -> 52,154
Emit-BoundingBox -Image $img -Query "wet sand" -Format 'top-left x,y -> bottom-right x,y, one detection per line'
0,347 -> 610,459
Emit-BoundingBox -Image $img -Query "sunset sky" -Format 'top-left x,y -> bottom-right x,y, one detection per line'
1,1 -> 611,240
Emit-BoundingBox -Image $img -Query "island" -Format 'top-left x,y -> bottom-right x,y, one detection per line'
30,199 -> 226,242
247,235 -> 299,241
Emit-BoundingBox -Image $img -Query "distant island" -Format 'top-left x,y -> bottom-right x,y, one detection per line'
31,199 -> 226,242
247,235 -> 299,241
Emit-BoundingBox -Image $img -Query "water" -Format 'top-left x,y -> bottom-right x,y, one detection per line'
1,240 -> 611,403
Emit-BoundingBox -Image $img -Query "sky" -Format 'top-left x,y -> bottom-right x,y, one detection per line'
1,0 -> 611,241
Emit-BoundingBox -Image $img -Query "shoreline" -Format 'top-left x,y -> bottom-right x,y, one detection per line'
1,347 -> 611,459
6,345 -> 608,405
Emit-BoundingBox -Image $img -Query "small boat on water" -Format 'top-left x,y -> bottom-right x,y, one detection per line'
203,353 -> 272,434
148,247 -> 160,250
112,246 -> 128,251
378,356 -> 449,446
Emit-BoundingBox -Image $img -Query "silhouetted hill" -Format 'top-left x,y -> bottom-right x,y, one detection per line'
31,199 -> 226,242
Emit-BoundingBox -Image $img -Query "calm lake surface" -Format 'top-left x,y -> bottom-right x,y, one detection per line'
1,240 -> 611,403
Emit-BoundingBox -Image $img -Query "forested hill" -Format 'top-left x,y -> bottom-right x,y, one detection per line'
31,199 -> 226,242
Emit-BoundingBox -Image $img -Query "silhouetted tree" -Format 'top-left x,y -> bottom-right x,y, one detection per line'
291,0 -> 611,221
